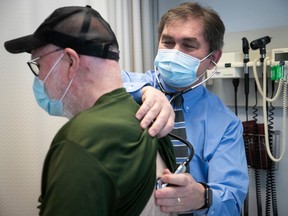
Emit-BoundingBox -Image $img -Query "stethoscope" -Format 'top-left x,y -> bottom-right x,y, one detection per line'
155,62 -> 218,189
156,132 -> 194,189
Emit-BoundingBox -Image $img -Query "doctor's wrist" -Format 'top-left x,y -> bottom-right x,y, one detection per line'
197,182 -> 213,210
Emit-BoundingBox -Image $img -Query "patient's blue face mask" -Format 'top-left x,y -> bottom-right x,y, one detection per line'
154,49 -> 212,88
33,53 -> 73,116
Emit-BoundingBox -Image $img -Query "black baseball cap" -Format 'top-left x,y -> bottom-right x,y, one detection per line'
4,5 -> 119,61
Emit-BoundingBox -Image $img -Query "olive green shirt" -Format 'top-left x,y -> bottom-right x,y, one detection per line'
38,88 -> 176,216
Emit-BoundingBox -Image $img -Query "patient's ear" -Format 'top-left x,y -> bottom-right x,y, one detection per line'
64,48 -> 79,79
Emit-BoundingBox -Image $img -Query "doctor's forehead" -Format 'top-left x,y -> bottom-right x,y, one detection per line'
162,20 -> 206,41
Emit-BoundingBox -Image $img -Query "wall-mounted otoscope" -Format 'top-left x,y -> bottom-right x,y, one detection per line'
242,37 -> 250,120
250,35 -> 287,162
250,36 -> 271,62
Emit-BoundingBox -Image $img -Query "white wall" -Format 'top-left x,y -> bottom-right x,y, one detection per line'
0,1 -> 87,216
158,1 -> 288,216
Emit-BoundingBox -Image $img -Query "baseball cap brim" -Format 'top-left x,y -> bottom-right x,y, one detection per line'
4,34 -> 47,54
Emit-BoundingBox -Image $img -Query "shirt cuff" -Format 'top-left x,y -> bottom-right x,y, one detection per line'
123,82 -> 151,104
193,188 -> 220,215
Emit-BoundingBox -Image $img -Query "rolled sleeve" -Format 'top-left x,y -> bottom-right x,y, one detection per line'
121,70 -> 156,104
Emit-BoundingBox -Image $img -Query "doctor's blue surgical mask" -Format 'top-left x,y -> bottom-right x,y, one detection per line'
33,53 -> 74,117
154,49 -> 212,88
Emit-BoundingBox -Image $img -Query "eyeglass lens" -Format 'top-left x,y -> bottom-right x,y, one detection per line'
28,61 -> 40,76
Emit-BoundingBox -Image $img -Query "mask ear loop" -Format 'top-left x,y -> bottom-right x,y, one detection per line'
183,60 -> 218,93
59,69 -> 76,102
192,51 -> 216,84
43,53 -> 65,83
200,51 -> 213,62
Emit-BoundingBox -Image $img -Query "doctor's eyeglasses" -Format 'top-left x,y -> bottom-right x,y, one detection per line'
27,48 -> 62,76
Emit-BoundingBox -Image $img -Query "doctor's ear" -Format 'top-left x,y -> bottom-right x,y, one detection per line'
208,50 -> 222,69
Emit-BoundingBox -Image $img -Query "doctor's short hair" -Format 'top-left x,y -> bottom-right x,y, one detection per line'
157,2 -> 225,53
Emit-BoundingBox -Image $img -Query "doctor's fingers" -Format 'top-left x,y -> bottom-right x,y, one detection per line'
139,102 -> 174,138
159,173 -> 191,189
136,87 -> 174,137
150,107 -> 175,138
156,196 -> 191,213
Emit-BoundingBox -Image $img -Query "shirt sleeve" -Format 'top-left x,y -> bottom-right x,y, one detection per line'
184,89 -> 248,216
121,70 -> 156,104
195,118 -> 248,216
39,141 -> 118,216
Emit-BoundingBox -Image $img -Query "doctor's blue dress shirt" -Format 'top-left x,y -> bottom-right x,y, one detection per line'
121,70 -> 249,216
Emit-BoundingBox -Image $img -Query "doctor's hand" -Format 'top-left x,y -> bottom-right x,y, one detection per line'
155,169 -> 205,212
136,86 -> 174,138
